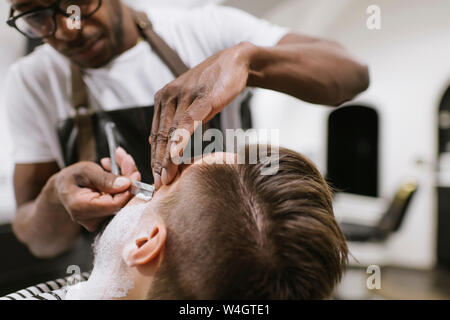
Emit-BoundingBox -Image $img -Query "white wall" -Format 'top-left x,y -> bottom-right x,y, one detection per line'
250,0 -> 450,269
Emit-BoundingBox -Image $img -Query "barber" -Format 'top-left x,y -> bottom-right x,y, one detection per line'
5,0 -> 369,258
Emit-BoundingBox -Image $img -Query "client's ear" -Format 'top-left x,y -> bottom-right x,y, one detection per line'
123,220 -> 167,268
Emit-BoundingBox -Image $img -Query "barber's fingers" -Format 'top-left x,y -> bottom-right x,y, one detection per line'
160,98 -> 212,186
150,95 -> 177,189
77,162 -> 131,194
114,147 -> 141,181
71,190 -> 132,232
100,157 -> 112,171
115,147 -> 140,179
87,190 -> 132,212
71,188 -> 131,214
56,162 -> 135,232
101,148 -> 141,182
160,98 -> 196,186
150,94 -> 162,188
102,157 -> 138,180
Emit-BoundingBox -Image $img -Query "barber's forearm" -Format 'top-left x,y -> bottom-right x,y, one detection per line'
244,34 -> 369,106
13,175 -> 81,258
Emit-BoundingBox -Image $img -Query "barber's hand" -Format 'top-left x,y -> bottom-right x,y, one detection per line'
150,42 -> 254,188
100,147 -> 141,182
55,161 -> 133,232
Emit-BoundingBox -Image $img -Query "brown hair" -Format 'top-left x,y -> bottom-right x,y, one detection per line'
148,146 -> 348,299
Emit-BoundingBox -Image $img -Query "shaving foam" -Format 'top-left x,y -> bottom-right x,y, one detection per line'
65,203 -> 147,300
135,192 -> 152,202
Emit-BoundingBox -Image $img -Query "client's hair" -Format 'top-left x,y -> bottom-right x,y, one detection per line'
149,146 -> 348,299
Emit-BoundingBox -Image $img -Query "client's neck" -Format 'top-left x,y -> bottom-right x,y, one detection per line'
114,277 -> 151,300
116,258 -> 162,300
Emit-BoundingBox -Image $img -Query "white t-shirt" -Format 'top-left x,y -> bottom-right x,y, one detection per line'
5,5 -> 288,167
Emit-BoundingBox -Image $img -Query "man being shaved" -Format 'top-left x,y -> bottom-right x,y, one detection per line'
65,146 -> 348,300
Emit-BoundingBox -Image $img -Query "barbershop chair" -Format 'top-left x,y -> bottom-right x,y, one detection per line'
0,224 -> 93,296
339,181 -> 418,242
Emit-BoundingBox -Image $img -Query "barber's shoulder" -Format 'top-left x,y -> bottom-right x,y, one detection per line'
9,44 -> 69,87
144,5 -> 232,50
142,4 -> 227,28
151,5 -> 254,43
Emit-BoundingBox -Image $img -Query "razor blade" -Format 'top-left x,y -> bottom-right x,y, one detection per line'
130,180 -> 155,201
104,121 -> 155,202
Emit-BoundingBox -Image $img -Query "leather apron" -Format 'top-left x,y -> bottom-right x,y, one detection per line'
56,10 -> 222,183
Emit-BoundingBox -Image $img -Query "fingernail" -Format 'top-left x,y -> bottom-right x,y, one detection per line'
126,154 -> 136,165
113,177 -> 130,188
154,173 -> 162,190
132,171 -> 142,182
117,147 -> 126,156
171,131 -> 180,143
100,158 -> 109,167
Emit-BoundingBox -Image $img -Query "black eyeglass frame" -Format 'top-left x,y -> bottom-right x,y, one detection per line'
6,0 -> 102,40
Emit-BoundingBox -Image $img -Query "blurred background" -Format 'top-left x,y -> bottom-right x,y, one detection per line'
1,0 -> 450,299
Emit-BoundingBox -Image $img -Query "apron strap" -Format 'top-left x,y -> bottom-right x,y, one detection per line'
133,10 -> 189,77
70,63 -> 97,162
132,10 -> 221,132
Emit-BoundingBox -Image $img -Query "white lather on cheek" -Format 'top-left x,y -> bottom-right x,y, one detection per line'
65,203 -> 148,300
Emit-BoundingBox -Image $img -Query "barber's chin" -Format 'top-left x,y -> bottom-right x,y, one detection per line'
72,41 -> 113,68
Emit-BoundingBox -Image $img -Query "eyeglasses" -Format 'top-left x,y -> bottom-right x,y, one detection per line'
6,0 -> 102,40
